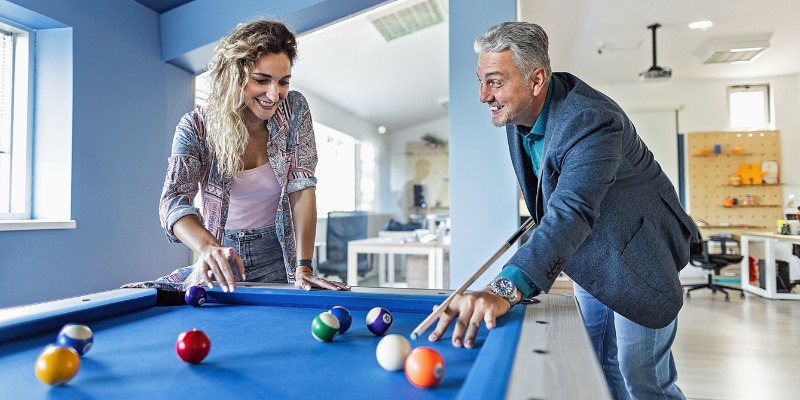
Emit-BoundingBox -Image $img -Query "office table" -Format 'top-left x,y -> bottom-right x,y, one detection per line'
0,285 -> 609,399
740,232 -> 800,300
347,237 -> 449,289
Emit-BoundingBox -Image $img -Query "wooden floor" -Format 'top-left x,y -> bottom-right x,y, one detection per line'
674,284 -> 800,400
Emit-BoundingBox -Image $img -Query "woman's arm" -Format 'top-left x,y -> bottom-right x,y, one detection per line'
172,215 -> 245,292
289,187 -> 349,291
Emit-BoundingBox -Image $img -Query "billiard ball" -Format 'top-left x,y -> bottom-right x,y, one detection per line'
366,307 -> 393,336
375,334 -> 411,371
34,344 -> 80,385
56,323 -> 93,356
176,328 -> 211,364
185,286 -> 207,307
328,306 -> 352,334
404,347 -> 445,388
311,312 -> 340,342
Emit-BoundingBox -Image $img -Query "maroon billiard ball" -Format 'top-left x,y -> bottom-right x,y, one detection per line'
176,328 -> 210,364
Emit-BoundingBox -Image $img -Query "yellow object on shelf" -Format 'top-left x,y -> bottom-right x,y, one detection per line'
733,163 -> 767,185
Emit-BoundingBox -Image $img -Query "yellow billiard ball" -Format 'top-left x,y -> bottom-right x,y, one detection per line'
34,344 -> 80,385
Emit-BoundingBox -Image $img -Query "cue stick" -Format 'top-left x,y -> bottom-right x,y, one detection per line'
409,217 -> 537,340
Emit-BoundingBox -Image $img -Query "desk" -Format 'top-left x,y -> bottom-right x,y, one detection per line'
740,232 -> 800,300
0,285 -> 609,400
347,238 -> 449,289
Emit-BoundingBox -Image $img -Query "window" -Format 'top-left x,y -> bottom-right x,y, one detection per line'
0,20 -> 32,220
728,84 -> 770,129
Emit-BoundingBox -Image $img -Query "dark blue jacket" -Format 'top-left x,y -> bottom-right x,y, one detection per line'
507,72 -> 699,329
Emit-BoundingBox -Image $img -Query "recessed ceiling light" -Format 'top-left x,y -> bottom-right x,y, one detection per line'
689,20 -> 713,30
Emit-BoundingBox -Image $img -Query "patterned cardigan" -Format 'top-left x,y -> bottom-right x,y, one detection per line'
159,90 -> 318,282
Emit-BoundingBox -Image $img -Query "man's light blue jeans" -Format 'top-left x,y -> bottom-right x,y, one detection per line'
573,283 -> 685,400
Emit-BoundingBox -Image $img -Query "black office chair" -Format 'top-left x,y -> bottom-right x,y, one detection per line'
682,236 -> 745,301
317,211 -> 371,280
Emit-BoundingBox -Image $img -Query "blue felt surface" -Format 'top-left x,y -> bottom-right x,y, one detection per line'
0,288 -> 520,399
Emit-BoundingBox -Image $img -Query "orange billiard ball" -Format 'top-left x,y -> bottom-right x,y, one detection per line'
34,344 -> 80,385
404,347 -> 445,388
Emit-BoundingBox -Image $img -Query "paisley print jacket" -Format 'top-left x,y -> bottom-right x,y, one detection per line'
159,90 -> 317,282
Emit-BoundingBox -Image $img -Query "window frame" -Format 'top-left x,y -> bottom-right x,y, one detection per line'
0,18 -> 33,220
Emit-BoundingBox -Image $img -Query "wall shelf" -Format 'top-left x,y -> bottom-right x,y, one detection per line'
692,153 -> 753,157
700,225 -> 765,229
720,204 -> 781,208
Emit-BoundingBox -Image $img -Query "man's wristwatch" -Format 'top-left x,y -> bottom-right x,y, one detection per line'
488,277 -> 520,306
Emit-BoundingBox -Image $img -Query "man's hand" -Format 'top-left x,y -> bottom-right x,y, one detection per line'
427,289 -> 512,348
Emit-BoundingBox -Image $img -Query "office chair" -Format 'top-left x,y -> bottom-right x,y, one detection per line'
682,236 -> 745,301
317,211 -> 371,280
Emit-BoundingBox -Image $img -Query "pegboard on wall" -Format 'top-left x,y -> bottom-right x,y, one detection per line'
687,130 -> 782,237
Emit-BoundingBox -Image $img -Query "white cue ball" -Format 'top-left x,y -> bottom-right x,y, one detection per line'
375,334 -> 411,371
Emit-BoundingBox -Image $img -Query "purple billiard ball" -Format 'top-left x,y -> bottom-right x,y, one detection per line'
185,285 -> 207,307
366,307 -> 393,336
329,306 -> 352,334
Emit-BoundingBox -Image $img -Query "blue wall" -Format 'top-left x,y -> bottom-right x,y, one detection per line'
448,0 -> 519,289
0,0 -> 194,308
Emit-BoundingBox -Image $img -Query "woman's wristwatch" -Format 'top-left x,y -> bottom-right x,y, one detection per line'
296,259 -> 314,268
488,277 -> 521,306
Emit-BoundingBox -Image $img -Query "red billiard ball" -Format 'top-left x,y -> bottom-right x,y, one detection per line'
405,347 -> 445,388
366,307 -> 393,336
176,329 -> 211,364
184,286 -> 207,307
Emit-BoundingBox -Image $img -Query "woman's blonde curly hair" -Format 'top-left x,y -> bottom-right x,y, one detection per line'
205,19 -> 298,177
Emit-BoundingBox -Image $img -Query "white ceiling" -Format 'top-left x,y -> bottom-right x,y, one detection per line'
291,0 -> 800,133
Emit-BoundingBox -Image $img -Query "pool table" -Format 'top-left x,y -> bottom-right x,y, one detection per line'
0,285 -> 609,399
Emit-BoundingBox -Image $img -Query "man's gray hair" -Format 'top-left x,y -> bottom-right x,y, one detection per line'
474,22 -> 551,84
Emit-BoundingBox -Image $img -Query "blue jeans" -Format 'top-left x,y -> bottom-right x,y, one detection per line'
573,283 -> 684,400
222,224 -> 288,283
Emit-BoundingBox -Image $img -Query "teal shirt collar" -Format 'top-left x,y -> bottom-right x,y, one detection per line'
514,80 -> 553,141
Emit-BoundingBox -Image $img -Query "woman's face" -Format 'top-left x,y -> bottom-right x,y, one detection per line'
242,52 -> 292,124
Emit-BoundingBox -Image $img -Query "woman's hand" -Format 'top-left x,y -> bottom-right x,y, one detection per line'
192,246 -> 246,292
294,266 -> 351,291
427,290 -> 512,348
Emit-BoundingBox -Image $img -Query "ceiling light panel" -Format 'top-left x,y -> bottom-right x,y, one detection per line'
370,0 -> 445,42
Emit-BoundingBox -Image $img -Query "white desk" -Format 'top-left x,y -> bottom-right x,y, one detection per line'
740,232 -> 800,300
347,237 -> 449,289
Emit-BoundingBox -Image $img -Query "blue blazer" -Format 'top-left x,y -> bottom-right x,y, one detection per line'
506,72 -> 699,329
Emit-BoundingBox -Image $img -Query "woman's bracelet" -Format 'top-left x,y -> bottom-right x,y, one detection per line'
296,259 -> 314,268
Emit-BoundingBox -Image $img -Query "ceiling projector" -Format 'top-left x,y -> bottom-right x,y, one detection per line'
639,65 -> 672,81
639,23 -> 672,82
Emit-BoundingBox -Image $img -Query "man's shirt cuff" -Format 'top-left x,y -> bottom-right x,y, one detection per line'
497,265 -> 540,299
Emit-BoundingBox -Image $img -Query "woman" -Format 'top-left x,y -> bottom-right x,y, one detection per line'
159,19 -> 348,293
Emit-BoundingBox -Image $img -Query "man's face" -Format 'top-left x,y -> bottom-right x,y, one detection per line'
477,50 -> 542,128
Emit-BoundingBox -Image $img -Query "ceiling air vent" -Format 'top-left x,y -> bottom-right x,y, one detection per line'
697,35 -> 771,64
370,0 -> 445,42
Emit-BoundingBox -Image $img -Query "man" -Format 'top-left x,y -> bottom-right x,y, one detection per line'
428,22 -> 699,399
